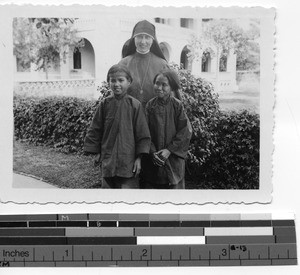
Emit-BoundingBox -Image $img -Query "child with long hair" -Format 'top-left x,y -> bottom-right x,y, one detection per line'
143,69 -> 192,189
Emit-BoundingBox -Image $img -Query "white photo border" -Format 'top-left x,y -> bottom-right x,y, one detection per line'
0,5 -> 275,205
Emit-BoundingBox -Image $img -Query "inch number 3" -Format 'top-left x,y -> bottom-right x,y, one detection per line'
221,249 -> 227,256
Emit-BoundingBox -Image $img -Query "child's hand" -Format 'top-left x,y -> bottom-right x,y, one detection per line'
157,149 -> 171,161
133,157 -> 141,177
94,153 -> 101,167
152,149 -> 170,167
152,153 -> 165,167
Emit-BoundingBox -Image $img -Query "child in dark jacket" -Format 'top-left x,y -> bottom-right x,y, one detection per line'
84,64 -> 151,188
143,69 -> 192,189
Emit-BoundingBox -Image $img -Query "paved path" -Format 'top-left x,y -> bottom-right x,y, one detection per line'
13,173 -> 58,189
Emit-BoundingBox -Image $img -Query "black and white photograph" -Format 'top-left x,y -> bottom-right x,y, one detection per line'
1,5 -> 274,204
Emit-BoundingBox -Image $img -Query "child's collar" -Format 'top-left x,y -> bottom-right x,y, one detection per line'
113,91 -> 127,100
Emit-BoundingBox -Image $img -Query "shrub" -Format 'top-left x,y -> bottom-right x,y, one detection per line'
175,66 -> 220,167
186,110 -> 260,189
14,95 -> 98,153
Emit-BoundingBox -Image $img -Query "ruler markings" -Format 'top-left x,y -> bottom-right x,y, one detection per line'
0,214 -> 297,267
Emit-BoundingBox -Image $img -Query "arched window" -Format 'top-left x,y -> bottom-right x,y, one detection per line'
73,48 -> 81,69
180,46 -> 191,70
73,38 -> 95,78
219,54 -> 227,72
201,51 -> 211,72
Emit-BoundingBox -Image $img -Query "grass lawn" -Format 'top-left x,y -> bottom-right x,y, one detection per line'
13,140 -> 101,188
14,140 -> 199,189
218,74 -> 260,113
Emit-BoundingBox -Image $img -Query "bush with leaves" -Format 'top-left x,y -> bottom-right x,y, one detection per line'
14,95 -> 98,153
186,110 -> 260,189
174,66 -> 220,166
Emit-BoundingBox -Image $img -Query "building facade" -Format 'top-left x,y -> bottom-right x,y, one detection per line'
14,17 -> 238,99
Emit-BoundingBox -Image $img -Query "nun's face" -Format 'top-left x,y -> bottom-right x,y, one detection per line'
134,34 -> 153,54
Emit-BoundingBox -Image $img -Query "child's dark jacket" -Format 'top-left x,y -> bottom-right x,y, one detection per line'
84,93 -> 151,178
145,96 -> 192,185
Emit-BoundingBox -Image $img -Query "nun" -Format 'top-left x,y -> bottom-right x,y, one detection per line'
119,20 -> 169,108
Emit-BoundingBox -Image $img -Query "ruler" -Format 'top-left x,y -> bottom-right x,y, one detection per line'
0,213 -> 297,267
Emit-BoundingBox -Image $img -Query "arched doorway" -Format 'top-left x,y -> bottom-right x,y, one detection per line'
73,38 -> 95,77
159,42 -> 171,62
180,46 -> 191,70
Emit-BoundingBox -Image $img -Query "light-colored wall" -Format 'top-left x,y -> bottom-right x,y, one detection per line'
14,17 -> 238,95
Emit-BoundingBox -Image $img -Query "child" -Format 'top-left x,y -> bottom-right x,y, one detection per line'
143,69 -> 192,189
84,64 -> 151,188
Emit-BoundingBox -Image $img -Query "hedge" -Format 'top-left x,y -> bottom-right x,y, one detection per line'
185,110 -> 259,189
14,96 -> 99,153
14,71 -> 259,189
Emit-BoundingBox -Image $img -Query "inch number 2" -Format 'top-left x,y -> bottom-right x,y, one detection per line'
142,249 -> 148,257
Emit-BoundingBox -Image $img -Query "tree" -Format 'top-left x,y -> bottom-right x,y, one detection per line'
236,19 -> 260,71
188,19 -> 260,90
13,18 -> 84,79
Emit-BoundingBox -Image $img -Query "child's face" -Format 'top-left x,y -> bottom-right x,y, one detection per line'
109,72 -> 131,97
154,74 -> 171,101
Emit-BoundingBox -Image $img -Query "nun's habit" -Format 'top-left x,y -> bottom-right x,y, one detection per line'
119,20 -> 169,108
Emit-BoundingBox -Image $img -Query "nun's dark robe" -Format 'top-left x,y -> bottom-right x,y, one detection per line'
118,52 -> 169,108
144,96 -> 192,186
84,93 -> 151,178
